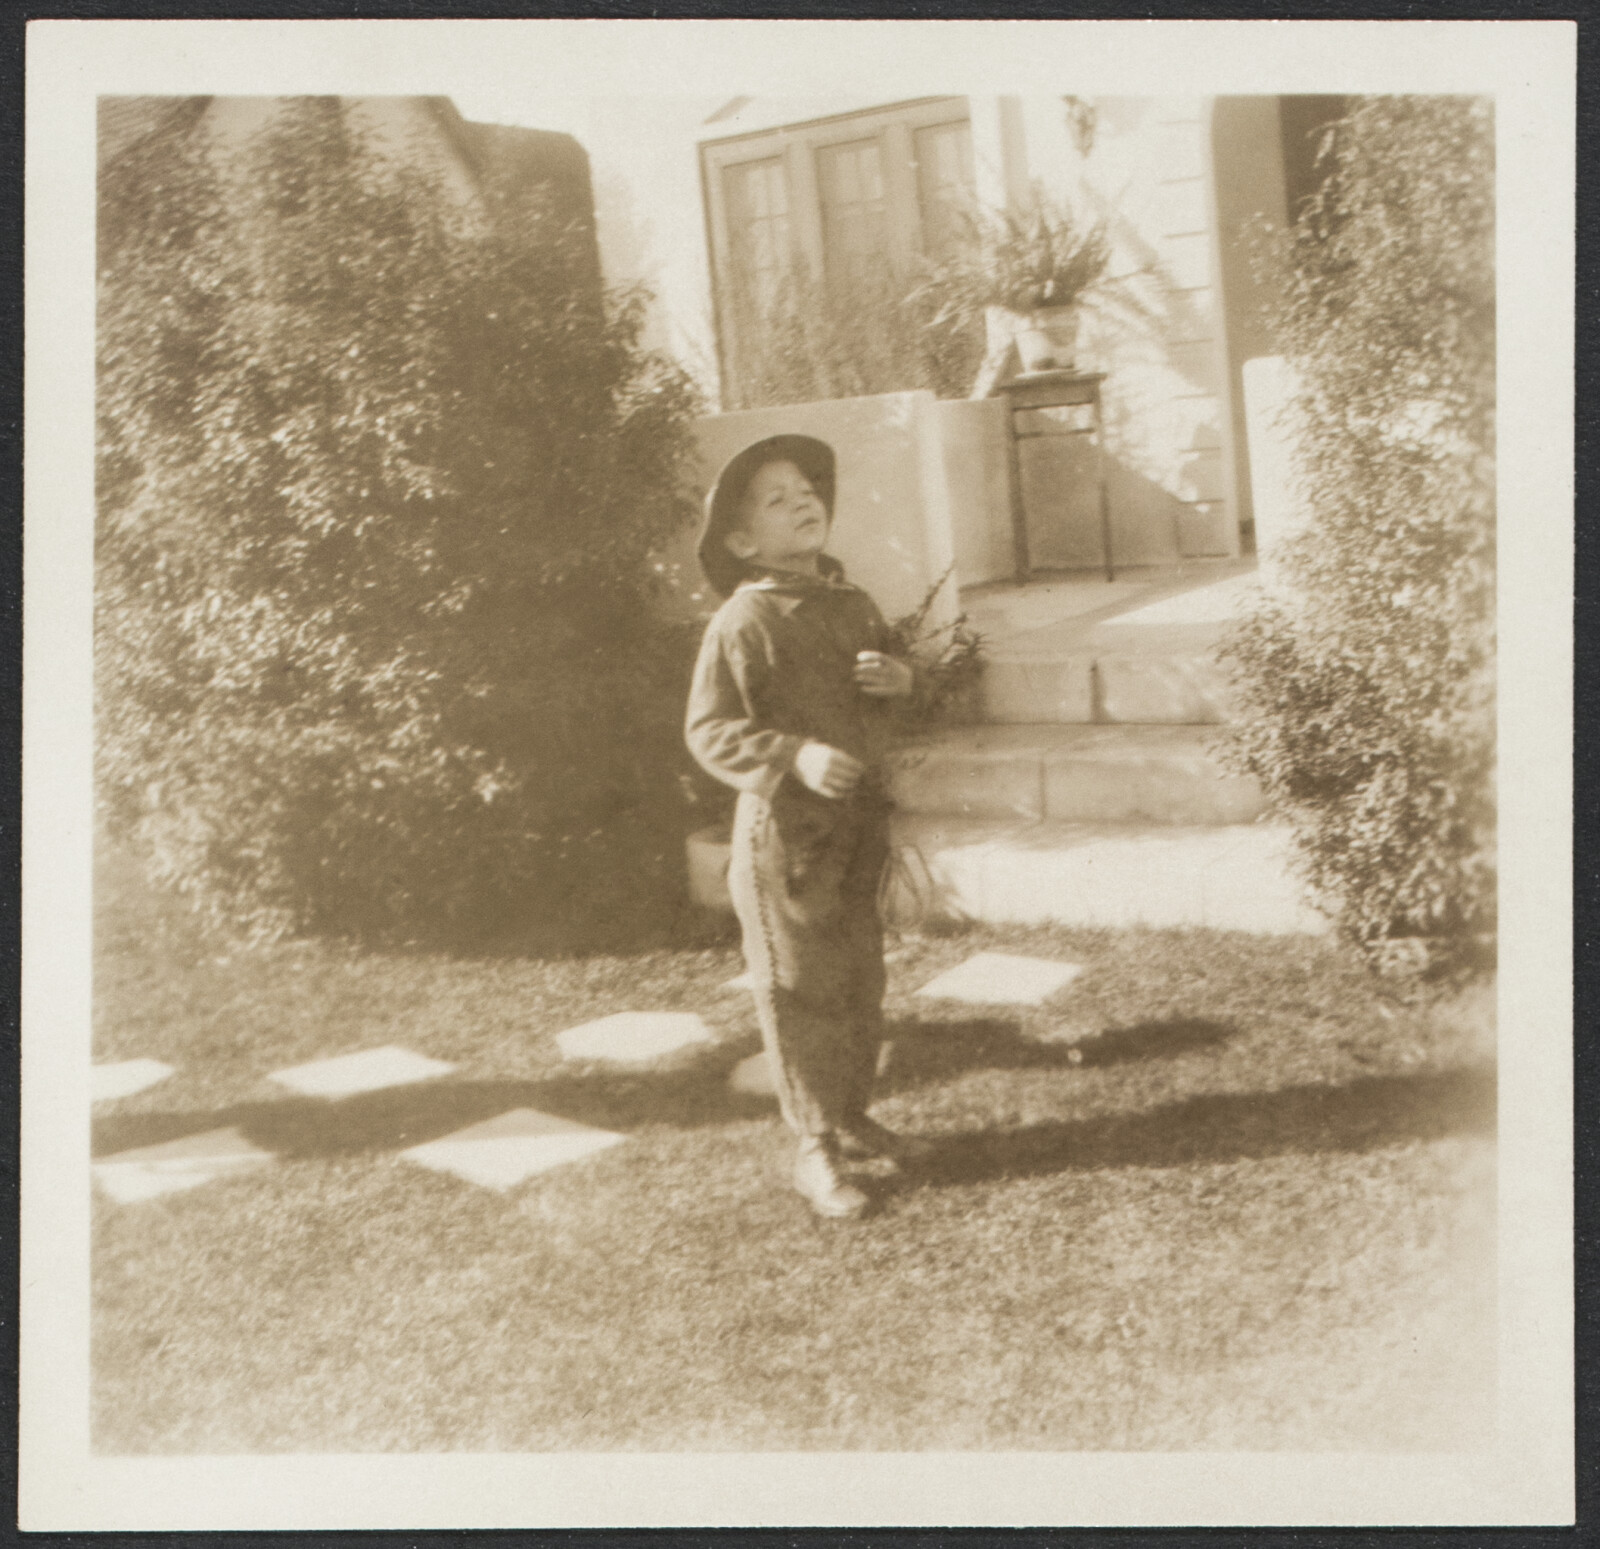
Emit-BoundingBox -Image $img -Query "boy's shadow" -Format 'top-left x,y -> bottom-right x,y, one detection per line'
904,1065 -> 1495,1189
92,1017 -> 1237,1163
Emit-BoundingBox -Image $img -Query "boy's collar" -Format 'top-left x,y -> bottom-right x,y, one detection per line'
734,555 -> 854,598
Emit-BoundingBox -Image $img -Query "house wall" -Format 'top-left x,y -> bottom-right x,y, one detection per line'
1064,96 -> 1240,563
445,92 -> 1295,576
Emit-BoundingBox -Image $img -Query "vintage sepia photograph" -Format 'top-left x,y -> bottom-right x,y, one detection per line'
21,16 -> 1574,1532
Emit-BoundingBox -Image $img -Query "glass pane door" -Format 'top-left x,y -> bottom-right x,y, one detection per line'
816,137 -> 889,288
913,120 -> 974,259
724,156 -> 792,316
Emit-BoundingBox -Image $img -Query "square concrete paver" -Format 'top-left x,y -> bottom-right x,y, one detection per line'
92,1059 -> 176,1102
400,1108 -> 625,1191
268,1045 -> 455,1099
915,951 -> 1084,1006
94,1126 -> 275,1204
555,1012 -> 712,1064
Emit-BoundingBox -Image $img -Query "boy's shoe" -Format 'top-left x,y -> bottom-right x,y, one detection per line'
835,1115 -> 936,1170
793,1138 -> 870,1219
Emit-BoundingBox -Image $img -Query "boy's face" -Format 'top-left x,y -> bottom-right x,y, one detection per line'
724,459 -> 831,570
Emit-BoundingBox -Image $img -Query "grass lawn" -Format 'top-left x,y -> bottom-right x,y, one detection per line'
93,847 -> 1496,1453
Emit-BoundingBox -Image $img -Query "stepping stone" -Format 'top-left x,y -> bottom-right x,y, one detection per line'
93,1126 -> 274,1204
555,1012 -> 712,1064
92,1059 -> 175,1102
268,1045 -> 455,1099
723,971 -> 754,992
727,1051 -> 776,1097
915,951 -> 1084,1006
400,1108 -> 625,1191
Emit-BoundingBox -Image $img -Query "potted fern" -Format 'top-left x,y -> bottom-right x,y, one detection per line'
915,188 -> 1116,377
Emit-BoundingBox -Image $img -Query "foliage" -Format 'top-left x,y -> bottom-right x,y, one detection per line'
907,184 -> 1163,390
883,570 -> 986,728
723,260 -> 982,411
97,98 -> 704,945
912,183 -> 1112,325
1219,96 -> 1495,977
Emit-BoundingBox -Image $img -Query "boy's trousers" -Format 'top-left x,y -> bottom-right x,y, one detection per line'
728,786 -> 890,1138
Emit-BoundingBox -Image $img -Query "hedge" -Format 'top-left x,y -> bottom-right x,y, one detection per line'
1221,96 -> 1495,976
97,98 -> 705,946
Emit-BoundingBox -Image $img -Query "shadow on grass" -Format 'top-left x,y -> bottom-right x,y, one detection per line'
91,1060 -> 773,1163
881,1016 -> 1235,1091
92,1017 -> 1231,1162
912,1065 -> 1496,1189
95,1042 -> 1494,1189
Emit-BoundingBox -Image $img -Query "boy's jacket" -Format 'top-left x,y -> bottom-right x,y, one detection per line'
685,560 -> 899,808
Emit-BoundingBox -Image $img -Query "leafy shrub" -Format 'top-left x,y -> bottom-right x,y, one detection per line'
1219,96 -> 1495,975
723,261 -> 982,411
915,184 -> 1111,317
883,571 -> 985,728
97,99 -> 704,946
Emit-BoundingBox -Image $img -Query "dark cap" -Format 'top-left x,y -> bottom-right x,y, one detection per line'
696,433 -> 836,599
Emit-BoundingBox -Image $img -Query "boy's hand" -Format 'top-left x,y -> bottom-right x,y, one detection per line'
793,741 -> 865,800
854,651 -> 915,698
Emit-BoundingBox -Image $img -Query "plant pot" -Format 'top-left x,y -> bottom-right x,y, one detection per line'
1015,306 -> 1081,374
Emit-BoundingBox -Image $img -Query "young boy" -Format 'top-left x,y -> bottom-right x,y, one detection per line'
686,433 -> 932,1220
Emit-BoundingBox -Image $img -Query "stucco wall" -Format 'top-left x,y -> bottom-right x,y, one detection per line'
1210,96 -> 1292,538
1242,354 -> 1310,588
934,397 -> 1014,587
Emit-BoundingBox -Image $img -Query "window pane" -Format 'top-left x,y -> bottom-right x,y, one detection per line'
817,137 -> 889,287
725,157 -> 791,315
914,120 -> 974,260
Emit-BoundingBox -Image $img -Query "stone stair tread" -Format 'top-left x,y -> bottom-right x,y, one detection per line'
887,723 -> 1264,826
893,724 -> 1231,758
989,619 -> 1224,659
687,812 -> 1323,933
890,812 -> 1263,849
886,812 -> 1326,935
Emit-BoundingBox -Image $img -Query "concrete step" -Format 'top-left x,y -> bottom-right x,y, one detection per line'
980,654 -> 1095,723
965,565 -> 1256,724
686,813 -> 1326,935
886,725 -> 1266,826
886,814 -> 1327,935
1096,652 -> 1235,725
980,650 -> 1235,724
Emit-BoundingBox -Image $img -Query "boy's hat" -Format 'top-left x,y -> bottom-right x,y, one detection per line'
697,433 -> 836,598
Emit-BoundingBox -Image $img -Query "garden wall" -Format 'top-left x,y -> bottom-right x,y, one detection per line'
1241,354 -> 1310,586
934,396 -> 1015,588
